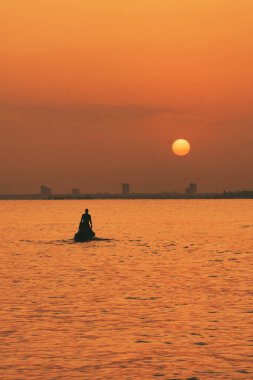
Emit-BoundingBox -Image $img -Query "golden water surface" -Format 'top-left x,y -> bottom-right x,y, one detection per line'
0,200 -> 252,380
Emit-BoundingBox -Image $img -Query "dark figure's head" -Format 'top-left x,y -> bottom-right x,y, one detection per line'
85,208 -> 89,213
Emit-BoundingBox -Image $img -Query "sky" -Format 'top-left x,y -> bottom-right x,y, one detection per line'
1,0 -> 253,193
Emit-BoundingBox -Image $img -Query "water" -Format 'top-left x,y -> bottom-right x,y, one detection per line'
0,200 -> 252,380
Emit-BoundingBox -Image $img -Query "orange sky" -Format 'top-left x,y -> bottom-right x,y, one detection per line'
1,0 -> 253,193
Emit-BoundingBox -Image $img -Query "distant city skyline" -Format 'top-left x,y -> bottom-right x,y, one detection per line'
0,182 -> 252,196
1,182 -> 253,199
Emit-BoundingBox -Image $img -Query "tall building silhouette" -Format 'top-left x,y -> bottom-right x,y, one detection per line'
122,183 -> 130,195
40,185 -> 52,199
185,183 -> 197,196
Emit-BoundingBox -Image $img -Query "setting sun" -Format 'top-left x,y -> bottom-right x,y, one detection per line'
172,139 -> 191,156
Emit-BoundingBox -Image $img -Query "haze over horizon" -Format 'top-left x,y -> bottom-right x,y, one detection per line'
1,1 -> 253,194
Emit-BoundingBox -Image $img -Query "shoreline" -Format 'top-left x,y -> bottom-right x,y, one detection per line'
0,193 -> 253,200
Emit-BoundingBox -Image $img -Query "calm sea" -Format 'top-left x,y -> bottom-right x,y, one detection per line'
0,200 -> 252,380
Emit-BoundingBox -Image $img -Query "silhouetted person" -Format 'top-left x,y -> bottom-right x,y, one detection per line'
75,208 -> 95,241
80,208 -> 92,229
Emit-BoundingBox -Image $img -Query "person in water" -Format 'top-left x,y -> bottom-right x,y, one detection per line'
77,208 -> 95,240
80,208 -> 93,229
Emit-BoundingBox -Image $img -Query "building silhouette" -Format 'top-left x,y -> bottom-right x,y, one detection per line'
122,183 -> 130,195
185,183 -> 197,196
40,185 -> 52,199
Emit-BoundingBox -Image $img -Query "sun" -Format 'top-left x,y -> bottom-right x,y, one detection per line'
172,139 -> 191,156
